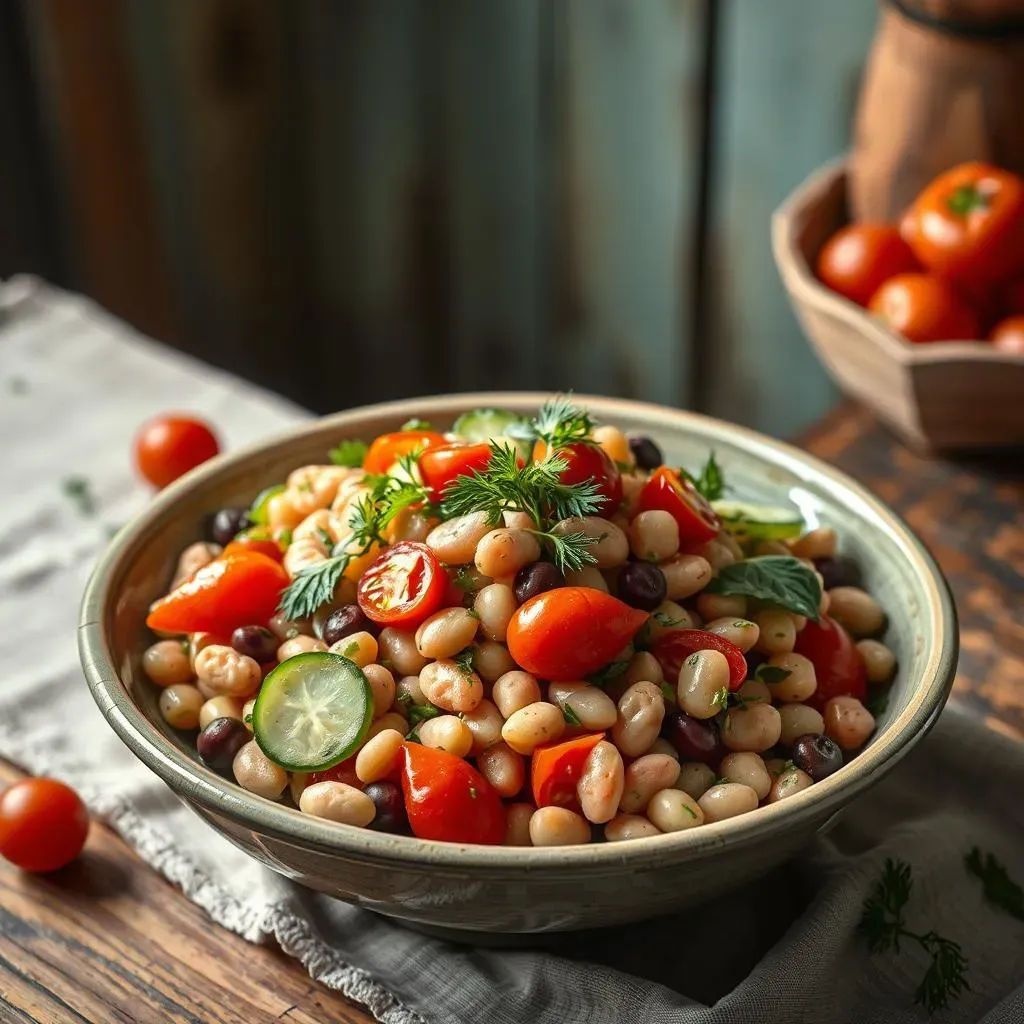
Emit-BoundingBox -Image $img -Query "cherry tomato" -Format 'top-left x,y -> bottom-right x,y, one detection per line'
816,223 -> 920,307
999,276 -> 1024,316
221,533 -> 284,562
363,430 -> 448,475
146,551 -> 289,635
418,442 -> 495,500
794,615 -> 867,712
400,743 -> 505,844
134,415 -> 219,489
0,778 -> 89,873
535,441 -> 623,517
356,541 -> 447,630
506,587 -> 648,681
900,162 -> 1024,285
309,757 -> 363,789
990,315 -> 1024,355
868,273 -> 981,343
650,629 -> 747,692
531,733 -> 604,809
638,468 -> 720,548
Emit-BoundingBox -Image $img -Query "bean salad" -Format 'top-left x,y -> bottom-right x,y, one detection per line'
142,398 -> 895,846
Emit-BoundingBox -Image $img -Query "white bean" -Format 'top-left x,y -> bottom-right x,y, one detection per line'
778,703 -> 825,746
232,740 -> 288,799
501,702 -> 565,755
492,671 -> 542,718
299,781 -> 376,827
418,659 -> 484,713
366,712 -> 408,742
362,663 -> 397,719
719,752 -> 771,800
696,593 -> 747,621
857,639 -> 897,684
660,555 -> 713,600
790,527 -> 836,560
395,673 -> 427,708
824,696 -> 875,750
158,684 -> 204,729
828,587 -> 885,637
194,645 -> 262,698
277,635 -> 327,662
417,715 -> 473,758
198,695 -> 243,730
547,682 -> 618,730
629,511 -> 680,563
611,681 -> 666,758
644,600 -> 697,642
704,617 -> 760,653
762,652 -> 817,703
754,610 -> 796,656
734,678 -> 772,705
592,424 -> 631,464
604,814 -> 662,841
647,788 -> 704,832
698,783 -> 758,823
355,729 -> 405,783
426,511 -> 494,564
769,768 -> 814,802
529,807 -> 590,846
676,761 -> 715,801
577,741 -> 625,824
416,607 -> 480,659
378,628 -> 429,676
553,517 -> 629,569
460,699 -> 505,753
721,703 -> 782,752
328,630 -> 377,668
563,566 -> 609,593
477,742 -> 526,798
677,649 -> 731,720
504,802 -> 535,846
171,541 -> 221,589
619,754 -> 680,814
624,651 -> 665,688
143,640 -> 193,688
471,640 -> 516,682
474,529 -> 542,579
473,584 -> 517,643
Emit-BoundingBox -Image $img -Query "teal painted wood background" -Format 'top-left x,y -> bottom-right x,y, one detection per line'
19,0 -> 879,440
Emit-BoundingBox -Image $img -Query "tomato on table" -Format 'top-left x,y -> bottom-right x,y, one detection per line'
638,468 -> 720,548
816,223 -> 920,307
534,440 -> 623,517
650,629 -> 747,692
990,315 -> 1024,355
400,743 -> 505,844
419,442 -> 495,500
134,415 -> 219,489
531,733 -> 604,809
794,614 -> 867,712
900,162 -> 1024,285
0,778 -> 89,873
363,430 -> 448,475
868,273 -> 980,343
357,542 -> 447,630
506,587 -> 648,681
147,551 -> 289,635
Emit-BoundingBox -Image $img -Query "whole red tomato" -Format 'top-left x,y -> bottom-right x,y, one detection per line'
419,442 -> 495,500
900,162 -> 1024,285
356,542 -> 447,630
638,468 -> 720,548
794,615 -> 867,712
0,778 -> 89,873
506,587 -> 648,680
999,276 -> 1024,316
535,441 -> 623,516
134,415 -> 219,489
868,273 -> 981,343
816,224 -> 920,307
990,315 -> 1024,355
362,430 -> 447,476
650,629 -> 747,691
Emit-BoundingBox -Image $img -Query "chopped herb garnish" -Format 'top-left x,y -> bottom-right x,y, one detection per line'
685,653 -> 700,668
660,682 -> 675,703
316,526 -> 334,550
768,758 -> 796,777
866,692 -> 890,718
62,476 -> 96,517
755,664 -> 792,686
707,556 -> 822,622
328,439 -> 368,468
710,686 -> 730,710
588,659 -> 630,688
451,565 -> 478,592
401,417 -> 433,431
965,848 -> 1024,922
407,703 -> 441,727
453,647 -> 476,675
681,803 -> 697,819
532,394 -> 593,451
341,640 -> 359,659
297,481 -> 313,493
681,452 -> 725,501
561,702 -> 583,726
652,611 -> 683,628
405,727 -> 422,743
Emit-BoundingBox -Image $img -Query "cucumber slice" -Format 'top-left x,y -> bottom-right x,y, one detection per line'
453,408 -> 533,459
249,484 -> 284,525
712,500 -> 804,541
253,652 -> 372,772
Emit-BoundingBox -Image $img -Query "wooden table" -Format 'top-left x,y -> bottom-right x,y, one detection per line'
1,405 -> 1021,1024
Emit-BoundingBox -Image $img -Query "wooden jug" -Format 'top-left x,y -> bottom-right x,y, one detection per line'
850,0 -> 1024,220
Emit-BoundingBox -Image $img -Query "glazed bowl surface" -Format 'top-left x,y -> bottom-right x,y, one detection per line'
79,393 -> 958,935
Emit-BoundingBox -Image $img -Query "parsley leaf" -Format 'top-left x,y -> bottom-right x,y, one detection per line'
589,659 -> 630,688
328,439 -> 368,468
755,664 -> 792,686
407,703 -> 441,727
707,556 -> 821,621
62,476 -> 96,517
452,647 -> 477,676
652,611 -> 683,628
710,686 -> 730,711
680,452 -> 725,501
401,417 -> 433,431
965,848 -> 1024,922
561,702 -> 583,726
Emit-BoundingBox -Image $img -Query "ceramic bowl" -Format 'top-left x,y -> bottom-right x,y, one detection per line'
80,393 -> 958,937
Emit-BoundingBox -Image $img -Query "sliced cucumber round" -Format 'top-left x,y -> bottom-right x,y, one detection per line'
712,500 -> 804,541
453,407 -> 529,442
253,652 -> 372,772
249,484 -> 285,525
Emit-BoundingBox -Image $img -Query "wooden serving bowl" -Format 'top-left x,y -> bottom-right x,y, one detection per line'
773,159 -> 1024,452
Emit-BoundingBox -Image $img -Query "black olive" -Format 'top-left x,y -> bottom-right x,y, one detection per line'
231,625 -> 278,664
617,561 -> 667,610
813,555 -> 862,592
513,561 -> 565,605
210,507 -> 251,547
363,781 -> 409,834
197,718 -> 251,777
663,711 -> 724,766
321,605 -> 377,647
628,435 -> 663,471
790,733 -> 844,781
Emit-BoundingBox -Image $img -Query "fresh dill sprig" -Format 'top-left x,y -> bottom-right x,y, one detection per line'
858,858 -> 970,1015
532,394 -> 594,450
531,528 -> 595,574
965,847 -> 1024,922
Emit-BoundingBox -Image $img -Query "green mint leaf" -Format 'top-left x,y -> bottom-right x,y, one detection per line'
695,451 -> 725,501
707,556 -> 821,621
328,439 -> 368,468
755,664 -> 792,686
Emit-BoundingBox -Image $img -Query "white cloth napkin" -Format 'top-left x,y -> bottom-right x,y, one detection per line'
0,277 -> 1021,1024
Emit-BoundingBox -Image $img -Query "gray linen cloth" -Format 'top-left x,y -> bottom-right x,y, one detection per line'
0,277 -> 1021,1024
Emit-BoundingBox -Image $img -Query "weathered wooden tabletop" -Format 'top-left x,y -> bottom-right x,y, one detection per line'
1,404 -> 1021,1024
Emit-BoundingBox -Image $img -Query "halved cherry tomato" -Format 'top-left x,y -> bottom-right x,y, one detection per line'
363,430 -> 447,475
868,273 -> 980,343
990,315 -> 1024,355
356,541 -> 446,630
534,441 -> 623,517
0,778 -> 89,873
794,614 -> 867,712
221,534 -> 284,562
400,743 -> 505,844
999,276 -> 1024,316
146,552 -> 289,636
816,223 -> 920,307
531,733 -> 604,809
506,587 -> 648,681
638,468 -> 720,548
419,442 -> 494,500
309,756 -> 363,789
900,162 -> 1024,285
650,629 -> 747,692
134,415 -> 219,489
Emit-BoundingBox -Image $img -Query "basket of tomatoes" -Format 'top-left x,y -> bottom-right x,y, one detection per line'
773,158 -> 1024,452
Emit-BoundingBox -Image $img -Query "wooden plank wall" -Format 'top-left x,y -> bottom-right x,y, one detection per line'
15,0 -> 879,440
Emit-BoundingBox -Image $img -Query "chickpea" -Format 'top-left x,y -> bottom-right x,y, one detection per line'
268,611 -> 311,641
477,742 -> 526,798
624,651 -> 665,688
619,753 -> 681,814
471,640 -> 516,682
547,682 -> 617,730
241,698 -> 256,732
660,554 -> 713,600
501,702 -> 565,755
299,781 -> 376,827
699,539 -> 736,574
553,517 -> 629,570
754,610 -> 796,656
620,470 -> 647,518
188,632 -> 226,673
790,527 -> 836,560
704,617 -> 760,653
492,671 -> 542,718
629,511 -> 680,563
171,541 -> 220,589
563,566 -> 609,593
720,752 -> 771,800
378,628 -> 428,677
232,740 -> 288,799
418,659 -> 483,714
857,639 -> 897,684
460,699 -> 505,753
769,768 -> 814,802
529,807 -> 590,847
417,715 -> 473,758
778,703 -> 825,746
721,703 -> 782,753
416,607 -> 479,659
592,424 -> 631,465
577,741 -> 625,824
828,587 -> 885,638
505,802 -> 535,846
194,645 -> 262,698
395,674 -> 427,708
734,678 -> 771,705
647,788 -> 704,832
355,729 -> 405,783
611,681 -> 666,758
277,636 -> 327,662
328,630 -> 377,669
198,695 -> 243,730
676,761 -> 715,801
474,528 -> 541,579
473,585 -> 517,643
762,652 -> 817,703
142,640 -> 193,688
604,814 -> 662,841
158,683 -> 204,729
677,649 -> 731,720
824,696 -> 876,750
698,783 -> 758,823
362,663 -> 396,719
366,712 -> 409,742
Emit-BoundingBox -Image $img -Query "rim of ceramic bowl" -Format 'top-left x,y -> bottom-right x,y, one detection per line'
80,392 -> 958,872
